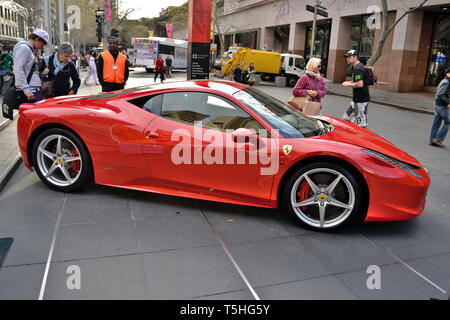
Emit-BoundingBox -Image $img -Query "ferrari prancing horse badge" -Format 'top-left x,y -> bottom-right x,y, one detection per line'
283,145 -> 293,156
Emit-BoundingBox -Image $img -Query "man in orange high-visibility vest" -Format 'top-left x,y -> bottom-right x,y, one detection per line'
97,38 -> 129,92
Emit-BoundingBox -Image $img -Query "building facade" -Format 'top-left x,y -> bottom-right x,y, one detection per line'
217,0 -> 450,92
0,0 -> 28,49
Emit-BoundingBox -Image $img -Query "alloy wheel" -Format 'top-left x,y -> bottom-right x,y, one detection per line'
290,168 -> 356,229
36,134 -> 83,187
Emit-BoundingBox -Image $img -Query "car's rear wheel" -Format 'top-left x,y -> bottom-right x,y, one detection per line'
32,128 -> 92,192
283,162 -> 363,231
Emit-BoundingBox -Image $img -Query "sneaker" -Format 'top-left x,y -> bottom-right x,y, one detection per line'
431,139 -> 446,148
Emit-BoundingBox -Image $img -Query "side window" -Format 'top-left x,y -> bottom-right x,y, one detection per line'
159,44 -> 174,56
289,57 -> 293,67
295,58 -> 304,69
161,92 -> 264,132
128,94 -> 163,115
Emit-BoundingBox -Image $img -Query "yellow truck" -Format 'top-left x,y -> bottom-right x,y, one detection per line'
222,47 -> 306,87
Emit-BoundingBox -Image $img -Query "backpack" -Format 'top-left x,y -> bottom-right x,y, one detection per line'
364,66 -> 378,85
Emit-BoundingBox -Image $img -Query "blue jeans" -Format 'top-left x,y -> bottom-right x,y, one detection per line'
430,105 -> 449,143
28,90 -> 44,103
0,70 -> 9,93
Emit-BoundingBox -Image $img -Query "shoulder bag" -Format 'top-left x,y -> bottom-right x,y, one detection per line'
288,75 -> 321,115
2,61 -> 36,120
41,56 -> 54,99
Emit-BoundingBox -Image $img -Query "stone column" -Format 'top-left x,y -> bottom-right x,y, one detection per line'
260,26 -> 274,51
327,17 -> 352,83
388,10 -> 424,92
289,22 -> 307,57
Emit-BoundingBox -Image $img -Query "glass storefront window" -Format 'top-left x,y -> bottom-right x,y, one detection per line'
347,15 -> 376,75
425,14 -> 449,87
304,20 -> 331,77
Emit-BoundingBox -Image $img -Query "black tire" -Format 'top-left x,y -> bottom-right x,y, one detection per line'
287,76 -> 298,87
145,68 -> 153,73
32,128 -> 93,193
282,162 -> 363,231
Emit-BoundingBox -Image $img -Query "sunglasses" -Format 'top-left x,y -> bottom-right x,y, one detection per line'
317,65 -> 322,69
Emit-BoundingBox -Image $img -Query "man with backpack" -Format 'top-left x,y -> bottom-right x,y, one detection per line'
342,49 -> 372,128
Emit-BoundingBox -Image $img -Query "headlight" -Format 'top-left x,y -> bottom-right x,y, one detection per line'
363,149 -> 423,179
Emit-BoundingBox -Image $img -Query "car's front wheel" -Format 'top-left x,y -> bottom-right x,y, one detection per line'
32,128 -> 92,192
283,162 -> 363,231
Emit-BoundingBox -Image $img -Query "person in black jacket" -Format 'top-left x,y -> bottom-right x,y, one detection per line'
39,42 -> 80,97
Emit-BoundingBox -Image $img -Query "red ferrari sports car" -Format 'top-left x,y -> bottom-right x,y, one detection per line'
17,80 -> 430,231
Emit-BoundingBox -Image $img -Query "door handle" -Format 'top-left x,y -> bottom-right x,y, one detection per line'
145,131 -> 160,139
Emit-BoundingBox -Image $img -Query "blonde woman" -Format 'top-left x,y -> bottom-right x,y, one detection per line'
292,57 -> 327,112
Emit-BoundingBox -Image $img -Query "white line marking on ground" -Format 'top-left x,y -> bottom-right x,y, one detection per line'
200,210 -> 260,300
38,193 -> 67,300
359,230 -> 447,296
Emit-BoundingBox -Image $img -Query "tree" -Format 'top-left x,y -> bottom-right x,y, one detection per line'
118,18 -> 150,47
367,0 -> 428,66
14,0 -> 43,30
65,0 -> 98,49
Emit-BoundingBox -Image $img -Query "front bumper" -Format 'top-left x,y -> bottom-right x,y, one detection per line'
17,113 -> 33,170
352,151 -> 431,222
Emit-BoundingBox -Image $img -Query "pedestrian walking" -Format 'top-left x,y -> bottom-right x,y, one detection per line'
165,55 -> 173,78
154,54 -> 165,83
84,50 -> 99,85
79,51 -> 88,70
233,64 -> 243,83
71,52 -> 77,66
342,49 -> 371,128
291,58 -> 326,113
39,42 -> 80,98
248,62 -> 256,86
0,46 -> 13,94
97,38 -> 129,92
12,28 -> 49,103
429,68 -> 450,148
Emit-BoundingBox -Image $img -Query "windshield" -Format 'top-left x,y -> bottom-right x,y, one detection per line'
234,87 -> 323,138
223,51 -> 232,59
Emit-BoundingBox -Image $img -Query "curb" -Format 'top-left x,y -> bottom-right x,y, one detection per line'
0,153 -> 22,193
328,91 -> 434,116
0,111 -> 19,132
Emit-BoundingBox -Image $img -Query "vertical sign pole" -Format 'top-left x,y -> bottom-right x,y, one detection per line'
187,0 -> 212,80
58,0 -> 64,45
43,0 -> 53,55
310,0 -> 318,58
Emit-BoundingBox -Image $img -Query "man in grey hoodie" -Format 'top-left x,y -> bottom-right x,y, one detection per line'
13,28 -> 49,102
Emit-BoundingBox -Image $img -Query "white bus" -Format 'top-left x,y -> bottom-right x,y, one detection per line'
132,37 -> 188,73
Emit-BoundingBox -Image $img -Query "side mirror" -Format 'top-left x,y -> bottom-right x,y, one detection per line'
232,128 -> 258,143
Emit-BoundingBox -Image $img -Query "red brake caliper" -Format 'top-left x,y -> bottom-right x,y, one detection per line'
72,149 -> 80,173
298,180 -> 311,212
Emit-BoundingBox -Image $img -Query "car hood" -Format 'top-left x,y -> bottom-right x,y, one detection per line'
317,117 -> 421,167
